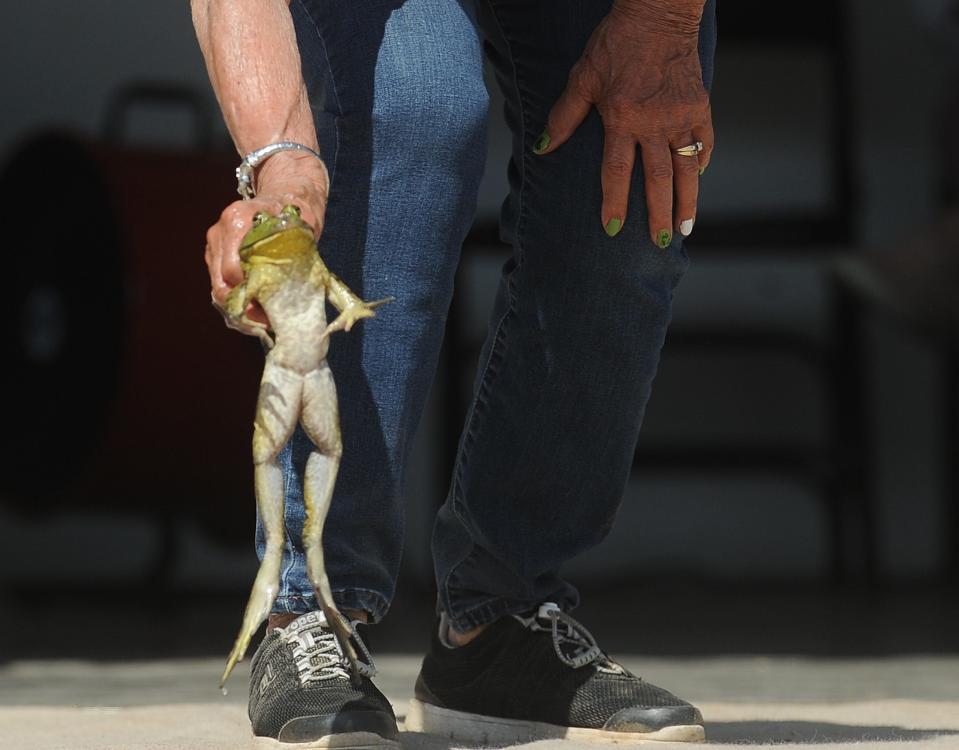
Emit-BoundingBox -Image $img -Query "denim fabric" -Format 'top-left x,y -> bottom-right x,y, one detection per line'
258,0 -> 716,627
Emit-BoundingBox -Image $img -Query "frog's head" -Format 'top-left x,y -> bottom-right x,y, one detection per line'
239,204 -> 312,253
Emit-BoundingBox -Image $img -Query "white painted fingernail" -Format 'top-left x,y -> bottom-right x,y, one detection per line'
680,218 -> 695,236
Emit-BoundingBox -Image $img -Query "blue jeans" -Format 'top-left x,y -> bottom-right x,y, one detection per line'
258,0 -> 717,632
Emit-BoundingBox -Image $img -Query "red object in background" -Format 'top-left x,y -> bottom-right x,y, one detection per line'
3,130 -> 264,542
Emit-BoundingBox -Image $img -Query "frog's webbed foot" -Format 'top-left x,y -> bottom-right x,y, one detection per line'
220,363 -> 302,688
365,296 -> 394,310
322,297 -> 394,340
300,365 -> 360,680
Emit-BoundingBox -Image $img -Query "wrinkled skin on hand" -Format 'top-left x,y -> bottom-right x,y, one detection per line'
215,205 -> 390,687
205,154 -> 330,330
538,0 -> 713,246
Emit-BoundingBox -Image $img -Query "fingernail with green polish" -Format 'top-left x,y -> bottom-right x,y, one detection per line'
533,131 -> 550,154
699,166 -> 706,176
657,229 -> 672,248
605,217 -> 623,237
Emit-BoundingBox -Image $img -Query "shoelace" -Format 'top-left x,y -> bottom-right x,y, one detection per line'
514,602 -> 604,668
514,602 -> 630,675
281,616 -> 377,685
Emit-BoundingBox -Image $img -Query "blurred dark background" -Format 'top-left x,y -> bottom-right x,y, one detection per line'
1,0 -> 957,662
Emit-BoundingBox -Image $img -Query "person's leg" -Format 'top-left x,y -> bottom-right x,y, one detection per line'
433,0 -> 716,632
256,0 -> 488,623
411,1 -> 716,742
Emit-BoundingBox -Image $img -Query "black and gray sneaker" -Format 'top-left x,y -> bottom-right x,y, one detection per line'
407,602 -> 704,744
248,610 -> 400,748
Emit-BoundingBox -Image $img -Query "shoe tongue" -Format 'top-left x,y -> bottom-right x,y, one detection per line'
281,610 -> 330,635
535,602 -> 563,621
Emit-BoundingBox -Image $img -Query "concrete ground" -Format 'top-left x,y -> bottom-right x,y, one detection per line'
3,586 -> 957,749
3,655 -> 958,750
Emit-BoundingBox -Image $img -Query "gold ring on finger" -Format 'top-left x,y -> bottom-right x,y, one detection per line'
672,141 -> 704,157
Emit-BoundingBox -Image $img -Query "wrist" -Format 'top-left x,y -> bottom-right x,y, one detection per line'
241,146 -> 330,205
611,0 -> 705,36
256,149 -> 328,189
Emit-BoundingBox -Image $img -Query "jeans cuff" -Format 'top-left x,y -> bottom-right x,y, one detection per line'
441,592 -> 579,633
271,588 -> 391,624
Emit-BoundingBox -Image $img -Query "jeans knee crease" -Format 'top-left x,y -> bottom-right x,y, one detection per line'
451,277 -> 518,500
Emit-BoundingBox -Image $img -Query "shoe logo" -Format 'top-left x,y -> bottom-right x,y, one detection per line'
286,611 -> 325,633
258,663 -> 276,696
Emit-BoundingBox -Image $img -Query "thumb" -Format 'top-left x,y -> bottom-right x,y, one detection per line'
534,71 -> 593,155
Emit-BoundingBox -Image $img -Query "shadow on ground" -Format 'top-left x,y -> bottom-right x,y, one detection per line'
395,724 -> 959,748
706,721 -> 959,744
399,733 -> 456,750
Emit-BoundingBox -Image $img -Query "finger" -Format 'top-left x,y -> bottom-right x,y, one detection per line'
245,301 -> 270,327
600,129 -> 635,237
670,133 -> 700,237
639,138 -> 674,248
208,235 -> 242,305
694,114 -> 715,175
217,201 -> 263,287
535,65 -> 594,154
206,231 -> 230,305
219,224 -> 246,288
211,284 -> 229,306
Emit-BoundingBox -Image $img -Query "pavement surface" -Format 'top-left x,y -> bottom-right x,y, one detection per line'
2,655 -> 958,750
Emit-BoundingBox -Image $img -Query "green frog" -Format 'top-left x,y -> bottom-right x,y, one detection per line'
214,204 -> 388,687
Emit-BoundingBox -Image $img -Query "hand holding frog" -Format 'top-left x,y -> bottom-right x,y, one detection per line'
206,154 -> 330,330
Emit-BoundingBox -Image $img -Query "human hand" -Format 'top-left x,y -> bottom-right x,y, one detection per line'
205,153 -> 329,328
534,0 -> 713,246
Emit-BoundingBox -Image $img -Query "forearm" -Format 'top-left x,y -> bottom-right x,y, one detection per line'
190,0 -> 325,186
326,272 -> 365,313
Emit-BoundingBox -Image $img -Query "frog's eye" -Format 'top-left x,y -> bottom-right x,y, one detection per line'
285,205 -> 301,217
252,212 -> 267,226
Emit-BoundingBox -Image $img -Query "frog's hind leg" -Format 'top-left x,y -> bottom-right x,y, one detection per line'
300,362 -> 358,673
221,361 -> 302,687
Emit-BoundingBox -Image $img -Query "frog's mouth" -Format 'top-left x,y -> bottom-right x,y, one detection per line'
240,221 -> 314,256
240,215 -> 292,251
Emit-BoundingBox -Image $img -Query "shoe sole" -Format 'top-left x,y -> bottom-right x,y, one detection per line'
406,699 -> 705,745
254,731 -> 401,750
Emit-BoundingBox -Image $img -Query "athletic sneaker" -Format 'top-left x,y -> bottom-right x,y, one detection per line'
407,602 -> 705,744
248,610 -> 400,748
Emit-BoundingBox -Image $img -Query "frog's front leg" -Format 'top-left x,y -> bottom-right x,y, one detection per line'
217,282 -> 275,349
321,271 -> 393,339
240,312 -> 275,350
220,361 -> 302,687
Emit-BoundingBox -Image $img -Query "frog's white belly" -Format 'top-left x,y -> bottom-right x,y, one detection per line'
262,285 -> 329,374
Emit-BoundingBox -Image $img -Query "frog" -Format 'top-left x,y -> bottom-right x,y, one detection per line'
213,204 -> 389,687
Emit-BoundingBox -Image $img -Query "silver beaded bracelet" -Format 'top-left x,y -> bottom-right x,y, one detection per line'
235,142 -> 324,199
